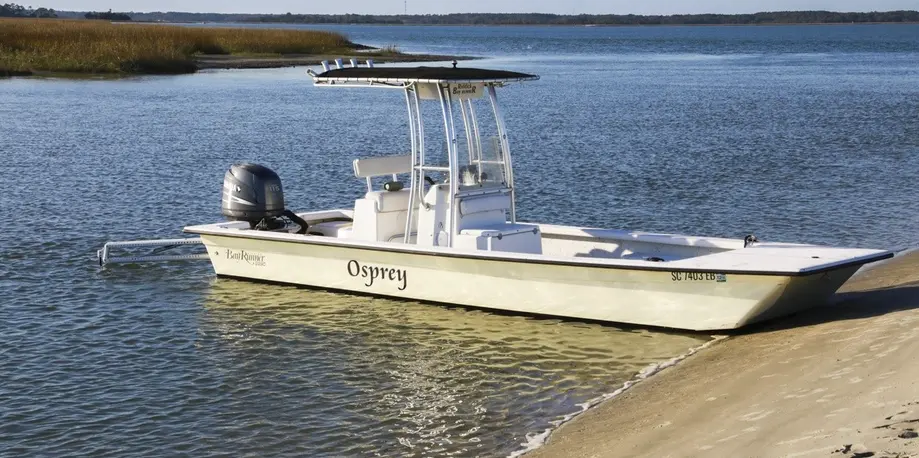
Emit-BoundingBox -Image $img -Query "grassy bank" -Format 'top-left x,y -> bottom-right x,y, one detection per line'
0,18 -> 358,75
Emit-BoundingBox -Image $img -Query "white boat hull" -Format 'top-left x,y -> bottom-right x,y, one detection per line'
196,231 -> 868,331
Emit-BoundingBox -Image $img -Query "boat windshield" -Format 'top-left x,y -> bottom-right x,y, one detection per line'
447,93 -> 509,190
420,92 -> 510,190
455,136 -> 507,189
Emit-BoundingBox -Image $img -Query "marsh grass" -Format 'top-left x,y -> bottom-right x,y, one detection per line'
0,18 -> 355,74
375,44 -> 402,56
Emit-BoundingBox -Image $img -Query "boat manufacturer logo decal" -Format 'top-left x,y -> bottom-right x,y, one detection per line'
347,260 -> 407,291
671,272 -> 727,282
226,249 -> 267,267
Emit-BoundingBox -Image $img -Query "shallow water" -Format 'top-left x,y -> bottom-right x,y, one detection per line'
2,24 -> 918,457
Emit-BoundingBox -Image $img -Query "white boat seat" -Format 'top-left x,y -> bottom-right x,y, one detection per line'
364,189 -> 412,213
308,220 -> 353,238
459,193 -> 511,216
353,155 -> 412,178
352,189 -> 413,242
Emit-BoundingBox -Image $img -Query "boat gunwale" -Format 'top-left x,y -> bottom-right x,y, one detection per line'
185,223 -> 894,277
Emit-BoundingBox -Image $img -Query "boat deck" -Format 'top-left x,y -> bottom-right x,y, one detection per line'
537,224 -> 892,275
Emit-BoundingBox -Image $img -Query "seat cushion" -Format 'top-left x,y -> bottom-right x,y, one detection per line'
364,189 -> 412,213
459,193 -> 511,216
353,155 -> 412,178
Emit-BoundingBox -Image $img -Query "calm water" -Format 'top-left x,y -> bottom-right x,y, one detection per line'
2,25 -> 919,457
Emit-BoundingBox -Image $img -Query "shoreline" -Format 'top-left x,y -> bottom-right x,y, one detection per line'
226,21 -> 919,27
1,52 -> 474,78
194,52 -> 475,70
509,336 -> 728,457
0,18 -> 471,78
526,249 -> 919,457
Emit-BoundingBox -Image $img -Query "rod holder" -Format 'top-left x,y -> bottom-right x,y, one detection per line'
349,58 -> 359,68
334,58 -> 343,69
321,60 -> 330,72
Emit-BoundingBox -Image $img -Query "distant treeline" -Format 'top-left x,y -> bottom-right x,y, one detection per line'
1,3 -> 57,18
43,9 -> 919,25
1,4 -> 131,20
250,11 -> 919,25
84,10 -> 131,21
54,11 -> 255,22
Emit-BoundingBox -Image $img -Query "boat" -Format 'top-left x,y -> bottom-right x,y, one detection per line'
171,61 -> 892,331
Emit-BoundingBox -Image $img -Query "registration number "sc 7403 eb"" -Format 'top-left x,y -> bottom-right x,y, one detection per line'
671,272 -> 727,283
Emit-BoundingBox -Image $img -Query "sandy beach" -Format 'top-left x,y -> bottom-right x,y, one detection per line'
528,250 -> 919,458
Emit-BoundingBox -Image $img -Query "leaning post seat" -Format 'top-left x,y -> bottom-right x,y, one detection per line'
350,155 -> 414,242
455,191 -> 511,229
362,190 -> 412,213
453,189 -> 543,254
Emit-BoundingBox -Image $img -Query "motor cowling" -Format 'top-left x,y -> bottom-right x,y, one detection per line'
221,163 -> 285,224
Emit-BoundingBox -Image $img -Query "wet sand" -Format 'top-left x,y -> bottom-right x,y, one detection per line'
528,250 -> 919,458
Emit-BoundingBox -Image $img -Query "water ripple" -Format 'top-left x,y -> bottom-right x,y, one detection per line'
1,273 -> 705,457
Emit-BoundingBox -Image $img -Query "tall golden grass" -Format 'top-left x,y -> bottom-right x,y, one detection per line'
0,18 -> 355,74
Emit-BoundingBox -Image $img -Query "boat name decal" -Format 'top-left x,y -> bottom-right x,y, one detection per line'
451,83 -> 479,97
671,272 -> 727,282
226,249 -> 267,267
347,260 -> 407,291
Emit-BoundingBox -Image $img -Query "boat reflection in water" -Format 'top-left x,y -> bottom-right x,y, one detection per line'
198,277 -> 709,457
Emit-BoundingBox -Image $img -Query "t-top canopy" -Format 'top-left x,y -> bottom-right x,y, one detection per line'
312,66 -> 539,85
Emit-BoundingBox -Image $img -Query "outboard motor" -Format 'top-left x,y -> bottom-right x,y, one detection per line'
221,163 -> 308,234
